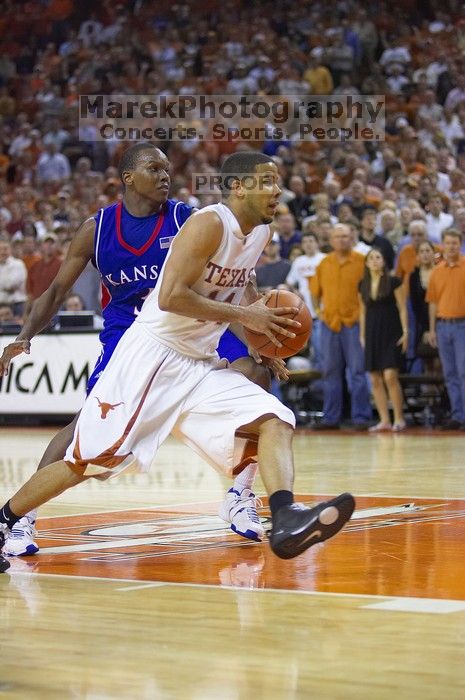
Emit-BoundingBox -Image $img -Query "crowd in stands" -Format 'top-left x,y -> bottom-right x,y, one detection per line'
1,0 -> 465,427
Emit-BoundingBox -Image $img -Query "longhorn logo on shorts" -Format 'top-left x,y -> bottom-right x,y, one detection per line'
95,397 -> 124,419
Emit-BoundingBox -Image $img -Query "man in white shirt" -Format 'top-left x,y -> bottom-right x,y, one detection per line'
425,193 -> 454,243
286,232 -> 325,367
0,237 -> 27,316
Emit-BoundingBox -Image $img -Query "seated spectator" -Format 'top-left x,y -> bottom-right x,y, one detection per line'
359,208 -> 395,269
378,208 -> 402,250
58,292 -> 104,329
341,180 -> 370,220
0,236 -> 27,317
27,233 -> 62,307
255,233 -> 291,291
274,211 -> 302,260
287,176 -> 314,229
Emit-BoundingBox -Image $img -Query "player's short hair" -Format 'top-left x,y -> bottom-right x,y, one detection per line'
118,143 -> 160,181
220,151 -> 274,196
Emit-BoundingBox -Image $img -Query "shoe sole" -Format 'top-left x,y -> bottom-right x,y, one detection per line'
4,543 -> 39,557
270,493 -> 356,560
230,523 -> 263,542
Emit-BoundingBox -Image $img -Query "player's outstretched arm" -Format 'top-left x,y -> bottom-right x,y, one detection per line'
158,211 -> 300,346
0,218 -> 95,376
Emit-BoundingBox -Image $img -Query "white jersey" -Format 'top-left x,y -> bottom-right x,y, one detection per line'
135,203 -> 270,359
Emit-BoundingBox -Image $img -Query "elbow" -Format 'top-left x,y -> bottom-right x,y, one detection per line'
158,283 -> 184,312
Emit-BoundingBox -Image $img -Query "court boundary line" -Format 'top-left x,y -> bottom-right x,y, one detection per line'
5,570 -> 465,607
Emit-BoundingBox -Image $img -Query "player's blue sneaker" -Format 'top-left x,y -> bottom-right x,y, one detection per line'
219,488 -> 265,541
269,493 -> 355,559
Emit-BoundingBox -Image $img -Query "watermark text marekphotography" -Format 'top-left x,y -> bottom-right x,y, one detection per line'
79,94 -> 385,142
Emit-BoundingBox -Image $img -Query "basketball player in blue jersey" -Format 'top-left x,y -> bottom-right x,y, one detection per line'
0,144 -> 273,562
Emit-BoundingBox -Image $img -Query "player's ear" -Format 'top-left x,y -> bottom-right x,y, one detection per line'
121,170 -> 133,187
230,177 -> 245,199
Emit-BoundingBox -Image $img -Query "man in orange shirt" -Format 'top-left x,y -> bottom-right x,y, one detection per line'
426,228 -> 465,429
310,224 -> 371,429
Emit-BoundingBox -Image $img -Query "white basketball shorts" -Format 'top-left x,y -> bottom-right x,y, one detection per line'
64,323 -> 295,478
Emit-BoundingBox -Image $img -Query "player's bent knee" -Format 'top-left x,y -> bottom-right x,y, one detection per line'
230,356 -> 271,391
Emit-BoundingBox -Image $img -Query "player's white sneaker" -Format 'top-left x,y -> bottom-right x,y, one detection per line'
219,488 -> 265,541
3,516 -> 39,556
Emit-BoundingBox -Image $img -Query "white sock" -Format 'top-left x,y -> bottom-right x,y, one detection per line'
233,462 -> 258,492
25,509 -> 38,523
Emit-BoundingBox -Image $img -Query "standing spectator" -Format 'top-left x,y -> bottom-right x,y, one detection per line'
359,249 -> 408,432
310,224 -> 371,429
359,208 -> 395,269
409,240 -> 439,371
286,232 -> 325,367
27,233 -> 62,305
427,229 -> 465,429
395,220 -> 435,282
274,211 -> 302,260
255,233 -> 291,291
425,193 -> 454,243
0,237 -> 27,317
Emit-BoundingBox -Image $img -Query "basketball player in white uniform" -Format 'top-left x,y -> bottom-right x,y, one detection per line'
0,152 -> 354,571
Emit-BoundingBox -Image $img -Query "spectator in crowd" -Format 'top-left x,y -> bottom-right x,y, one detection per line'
359,248 -> 408,432
255,233 -> 291,292
286,232 -> 326,367
409,239 -> 439,371
425,192 -> 454,243
359,208 -> 395,269
378,209 -> 402,250
310,224 -> 371,429
36,142 -> 71,185
287,176 -> 314,229
395,219 -> 439,282
59,292 -> 104,329
274,212 -> 302,261
0,236 -> 27,317
0,303 -> 16,325
427,229 -> 465,429
27,233 -> 62,306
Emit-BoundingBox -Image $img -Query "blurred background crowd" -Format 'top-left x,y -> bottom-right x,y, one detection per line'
1,0 -> 465,427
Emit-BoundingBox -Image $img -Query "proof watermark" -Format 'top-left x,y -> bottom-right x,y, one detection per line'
79,94 -> 385,142
191,172 -> 281,196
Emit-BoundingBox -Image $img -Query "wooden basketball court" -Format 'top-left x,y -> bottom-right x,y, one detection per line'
1,426 -> 465,698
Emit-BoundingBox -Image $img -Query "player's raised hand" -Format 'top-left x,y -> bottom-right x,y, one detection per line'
242,292 -> 301,347
0,339 -> 31,376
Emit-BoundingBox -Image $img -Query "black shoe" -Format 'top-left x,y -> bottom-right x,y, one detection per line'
310,423 -> 340,431
346,423 -> 370,432
0,526 -> 10,573
269,493 -> 356,560
439,419 -> 463,431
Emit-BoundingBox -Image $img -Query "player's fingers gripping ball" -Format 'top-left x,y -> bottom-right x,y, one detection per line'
245,289 -> 312,359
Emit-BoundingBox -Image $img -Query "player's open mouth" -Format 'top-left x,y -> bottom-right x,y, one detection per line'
158,184 -> 170,191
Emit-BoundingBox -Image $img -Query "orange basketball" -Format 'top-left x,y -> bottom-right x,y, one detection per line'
244,289 -> 312,359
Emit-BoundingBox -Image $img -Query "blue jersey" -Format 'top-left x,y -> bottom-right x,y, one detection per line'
87,199 -> 191,392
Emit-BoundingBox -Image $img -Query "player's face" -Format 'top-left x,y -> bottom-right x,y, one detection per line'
245,162 -> 281,225
128,150 -> 171,204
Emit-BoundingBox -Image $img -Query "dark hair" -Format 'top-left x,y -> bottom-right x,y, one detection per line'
220,151 -> 273,196
359,248 -> 391,303
118,143 -> 160,181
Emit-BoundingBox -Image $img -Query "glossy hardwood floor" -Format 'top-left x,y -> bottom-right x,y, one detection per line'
1,427 -> 465,699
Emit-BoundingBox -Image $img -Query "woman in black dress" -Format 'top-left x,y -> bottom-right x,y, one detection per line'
359,248 -> 408,432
